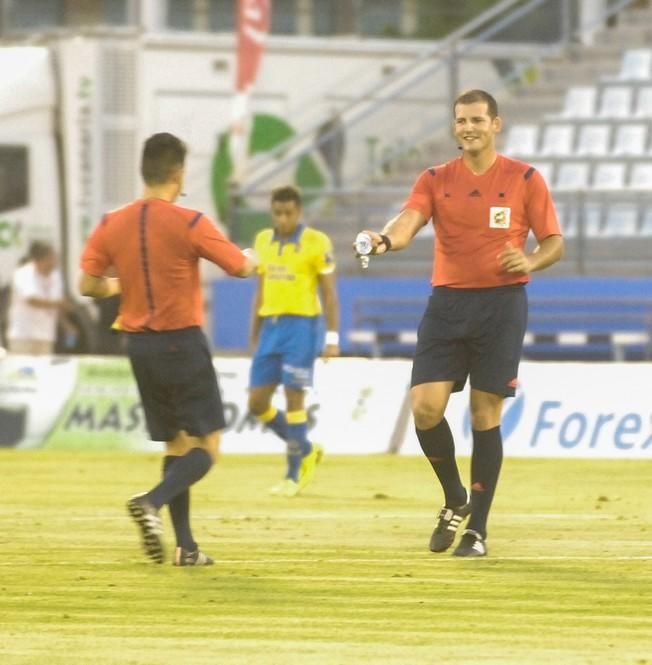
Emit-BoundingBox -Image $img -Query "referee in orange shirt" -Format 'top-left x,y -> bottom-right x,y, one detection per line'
356,90 -> 564,557
79,132 -> 257,565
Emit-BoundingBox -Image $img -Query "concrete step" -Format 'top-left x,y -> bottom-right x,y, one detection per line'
594,21 -> 652,47
618,2 -> 652,25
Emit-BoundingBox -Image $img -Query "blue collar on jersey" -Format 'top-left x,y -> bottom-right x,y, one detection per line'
272,223 -> 304,252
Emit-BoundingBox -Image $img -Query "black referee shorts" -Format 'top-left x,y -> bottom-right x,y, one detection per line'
126,326 -> 226,442
410,284 -> 528,397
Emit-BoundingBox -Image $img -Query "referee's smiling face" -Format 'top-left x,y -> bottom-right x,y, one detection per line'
453,101 -> 501,156
271,200 -> 301,239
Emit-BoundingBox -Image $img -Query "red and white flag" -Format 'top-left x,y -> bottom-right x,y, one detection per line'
230,0 -> 271,184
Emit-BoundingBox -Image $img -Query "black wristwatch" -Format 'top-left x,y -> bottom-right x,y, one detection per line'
379,234 -> 392,252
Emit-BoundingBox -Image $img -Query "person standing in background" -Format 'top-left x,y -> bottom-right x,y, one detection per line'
7,241 -> 69,355
316,109 -> 346,189
248,185 -> 340,497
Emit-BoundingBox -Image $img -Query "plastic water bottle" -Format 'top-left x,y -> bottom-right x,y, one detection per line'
354,232 -> 373,269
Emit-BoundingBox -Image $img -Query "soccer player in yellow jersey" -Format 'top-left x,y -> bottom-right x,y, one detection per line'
248,185 -> 340,497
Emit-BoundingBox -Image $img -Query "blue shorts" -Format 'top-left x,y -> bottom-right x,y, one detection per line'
126,327 -> 225,441
410,285 -> 527,397
249,315 -> 323,390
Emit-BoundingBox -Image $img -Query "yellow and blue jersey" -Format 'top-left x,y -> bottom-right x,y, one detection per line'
254,224 -> 335,317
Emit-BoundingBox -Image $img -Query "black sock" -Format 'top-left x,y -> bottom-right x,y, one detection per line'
147,447 -> 213,510
416,419 -> 466,507
162,456 -> 197,551
467,426 -> 503,539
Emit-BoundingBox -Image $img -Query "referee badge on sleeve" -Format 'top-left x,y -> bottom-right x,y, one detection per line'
489,206 -> 511,229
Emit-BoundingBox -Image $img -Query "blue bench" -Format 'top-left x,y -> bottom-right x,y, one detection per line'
348,295 -> 652,361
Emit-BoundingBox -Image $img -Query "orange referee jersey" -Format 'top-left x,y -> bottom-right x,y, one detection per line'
403,155 -> 562,288
80,198 -> 246,332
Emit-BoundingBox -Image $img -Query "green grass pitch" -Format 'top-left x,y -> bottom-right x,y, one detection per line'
1,450 -> 651,665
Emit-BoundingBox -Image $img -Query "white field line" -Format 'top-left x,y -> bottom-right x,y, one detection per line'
0,555 -> 651,567
1,512 -> 618,522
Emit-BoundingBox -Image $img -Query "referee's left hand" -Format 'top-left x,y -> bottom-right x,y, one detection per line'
498,242 -> 532,274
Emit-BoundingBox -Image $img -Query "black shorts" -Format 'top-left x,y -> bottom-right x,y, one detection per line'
410,285 -> 527,397
126,327 -> 226,442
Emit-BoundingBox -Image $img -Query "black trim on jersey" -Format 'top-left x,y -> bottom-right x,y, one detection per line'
428,167 -> 436,176
189,211 -> 203,228
524,167 -> 535,180
139,203 -> 156,318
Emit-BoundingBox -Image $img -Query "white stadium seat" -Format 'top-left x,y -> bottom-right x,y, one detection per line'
554,201 -> 577,238
557,86 -> 597,118
616,49 -> 652,81
591,162 -> 626,190
629,162 -> 652,189
540,124 -> 575,156
640,207 -> 652,236
581,202 -> 603,236
633,86 -> 652,118
611,124 -> 648,156
602,204 -> 639,237
597,86 -> 633,118
503,124 -> 539,156
576,124 -> 611,156
554,161 -> 590,190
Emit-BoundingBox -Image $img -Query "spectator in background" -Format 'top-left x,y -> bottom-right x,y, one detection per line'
316,109 -> 346,188
7,241 -> 70,355
248,185 -> 340,497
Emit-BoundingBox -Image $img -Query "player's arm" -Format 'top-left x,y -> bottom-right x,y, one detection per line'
24,295 -> 67,310
318,270 -> 340,358
529,234 -> 564,272
499,169 -> 565,274
249,274 -> 264,348
498,235 -> 564,275
357,208 -> 426,255
78,272 -> 121,298
79,217 -> 120,298
192,216 -> 258,277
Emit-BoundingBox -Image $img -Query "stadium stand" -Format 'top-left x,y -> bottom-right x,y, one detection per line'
501,46 -> 652,255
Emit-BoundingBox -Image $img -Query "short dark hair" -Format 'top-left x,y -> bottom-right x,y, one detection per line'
141,132 -> 187,185
271,185 -> 302,207
454,89 -> 499,119
28,240 -> 54,261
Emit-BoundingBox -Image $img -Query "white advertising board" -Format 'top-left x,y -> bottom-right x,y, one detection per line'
1,356 -> 650,459
400,362 -> 652,459
217,357 -> 411,455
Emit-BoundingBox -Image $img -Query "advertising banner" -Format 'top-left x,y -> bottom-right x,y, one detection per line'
0,355 -> 77,449
2,356 -> 651,459
0,356 -> 410,454
217,357 -> 410,455
43,357 -> 151,451
400,362 -> 652,459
